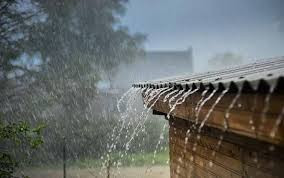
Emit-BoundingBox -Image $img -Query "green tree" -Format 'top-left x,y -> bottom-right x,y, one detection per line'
0,0 -> 145,168
1,0 -> 145,164
0,117 -> 44,177
0,1 -> 44,177
23,0 -> 144,161
0,0 -> 41,81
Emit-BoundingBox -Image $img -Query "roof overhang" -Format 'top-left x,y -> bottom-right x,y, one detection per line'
133,57 -> 284,146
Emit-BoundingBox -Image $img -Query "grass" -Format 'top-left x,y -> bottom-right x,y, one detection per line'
70,150 -> 169,168
29,150 -> 169,170
113,150 -> 169,167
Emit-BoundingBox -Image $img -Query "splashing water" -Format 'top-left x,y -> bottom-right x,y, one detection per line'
176,87 -> 200,105
140,87 -> 173,129
114,89 -> 140,134
163,89 -> 179,102
198,89 -> 228,132
208,134 -> 224,167
118,87 -> 172,174
117,87 -> 135,113
158,87 -> 174,100
110,88 -> 142,151
108,87 -> 153,176
181,127 -> 195,170
100,87 -> 142,175
168,89 -> 185,108
248,94 -> 258,135
194,88 -> 210,124
167,88 -> 192,118
270,105 -> 284,138
259,84 -> 276,131
223,88 -> 242,130
144,88 -> 168,107
195,89 -> 217,124
145,87 -> 153,95
143,88 -> 154,103
124,87 -> 170,152
166,87 -> 200,119
191,88 -> 218,155
209,88 -> 242,167
126,87 -> 171,145
151,122 -> 168,165
109,88 -> 139,151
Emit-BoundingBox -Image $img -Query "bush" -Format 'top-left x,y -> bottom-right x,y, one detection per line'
0,118 -> 44,178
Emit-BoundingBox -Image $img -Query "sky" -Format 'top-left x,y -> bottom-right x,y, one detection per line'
121,0 -> 284,72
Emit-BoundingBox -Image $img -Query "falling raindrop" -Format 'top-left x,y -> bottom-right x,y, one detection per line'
167,87 -> 200,119
270,105 -> 284,138
259,84 -> 276,130
163,88 -> 178,102
224,87 -> 242,130
168,89 -> 185,108
208,86 -> 242,168
194,88 -> 210,123
195,88 -> 216,124
198,89 -> 228,132
117,87 -> 135,113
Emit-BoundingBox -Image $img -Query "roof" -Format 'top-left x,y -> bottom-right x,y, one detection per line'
133,56 -> 284,93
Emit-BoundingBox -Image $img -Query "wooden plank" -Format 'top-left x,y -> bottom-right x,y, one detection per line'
169,117 -> 284,178
149,91 -> 284,145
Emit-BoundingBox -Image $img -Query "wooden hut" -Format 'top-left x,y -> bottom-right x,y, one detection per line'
133,57 -> 284,178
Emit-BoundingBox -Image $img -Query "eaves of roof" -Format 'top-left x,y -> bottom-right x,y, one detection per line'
133,57 -> 284,93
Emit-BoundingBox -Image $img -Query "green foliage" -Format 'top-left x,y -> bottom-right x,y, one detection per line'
0,121 -> 44,148
43,150 -> 169,169
18,0 -> 145,164
0,152 -> 17,178
0,118 -> 45,177
23,0 -> 145,80
0,0 -> 147,171
109,150 -> 169,167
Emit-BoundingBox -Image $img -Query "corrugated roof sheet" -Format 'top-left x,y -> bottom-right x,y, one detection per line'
133,57 -> 284,93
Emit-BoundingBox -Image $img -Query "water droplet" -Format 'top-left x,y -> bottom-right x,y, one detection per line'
177,166 -> 180,173
225,113 -> 229,119
269,145 -> 275,151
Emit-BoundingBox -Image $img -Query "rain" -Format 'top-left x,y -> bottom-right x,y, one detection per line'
0,0 -> 284,178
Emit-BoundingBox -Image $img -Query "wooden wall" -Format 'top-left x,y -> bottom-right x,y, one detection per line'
150,90 -> 284,146
168,117 -> 284,178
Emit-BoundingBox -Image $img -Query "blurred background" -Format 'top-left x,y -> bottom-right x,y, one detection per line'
0,0 -> 283,177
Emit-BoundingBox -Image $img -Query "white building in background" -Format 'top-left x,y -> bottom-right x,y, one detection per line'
96,47 -> 194,108
112,47 -> 194,89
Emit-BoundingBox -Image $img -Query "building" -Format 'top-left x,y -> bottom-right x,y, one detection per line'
112,47 -> 193,89
133,57 -> 284,178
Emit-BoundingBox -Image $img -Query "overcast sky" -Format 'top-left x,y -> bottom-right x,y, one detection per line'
122,0 -> 284,71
